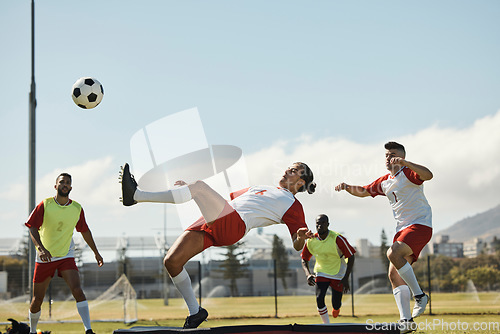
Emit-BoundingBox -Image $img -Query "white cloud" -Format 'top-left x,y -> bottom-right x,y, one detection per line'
244,110 -> 500,245
2,111 -> 500,247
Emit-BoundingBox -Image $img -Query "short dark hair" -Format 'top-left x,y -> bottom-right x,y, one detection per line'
384,141 -> 405,154
316,214 -> 329,224
56,173 -> 72,182
296,162 -> 316,194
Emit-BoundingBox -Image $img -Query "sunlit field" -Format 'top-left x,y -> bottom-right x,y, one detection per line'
1,293 -> 499,333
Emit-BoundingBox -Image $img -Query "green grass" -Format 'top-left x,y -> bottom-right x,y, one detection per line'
1,293 -> 499,333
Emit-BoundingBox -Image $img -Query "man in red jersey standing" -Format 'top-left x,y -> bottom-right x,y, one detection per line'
26,173 -> 103,334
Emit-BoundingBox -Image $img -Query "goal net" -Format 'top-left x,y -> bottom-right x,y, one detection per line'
91,273 -> 138,324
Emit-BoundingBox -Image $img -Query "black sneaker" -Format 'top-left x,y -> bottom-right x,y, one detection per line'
183,307 -> 208,329
120,163 -> 137,206
85,330 -> 96,334
398,318 -> 417,333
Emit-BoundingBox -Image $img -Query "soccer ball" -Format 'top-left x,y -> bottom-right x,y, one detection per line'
71,77 -> 104,109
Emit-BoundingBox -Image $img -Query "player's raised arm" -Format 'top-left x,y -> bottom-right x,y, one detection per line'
334,182 -> 371,197
391,157 -> 433,181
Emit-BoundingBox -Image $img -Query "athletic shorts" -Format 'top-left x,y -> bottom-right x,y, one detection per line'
393,224 -> 433,263
186,201 -> 246,251
316,276 -> 344,293
33,257 -> 78,283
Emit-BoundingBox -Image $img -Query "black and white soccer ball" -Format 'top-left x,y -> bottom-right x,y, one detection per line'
71,77 -> 104,109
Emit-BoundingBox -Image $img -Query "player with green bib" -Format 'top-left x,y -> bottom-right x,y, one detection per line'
301,214 -> 355,323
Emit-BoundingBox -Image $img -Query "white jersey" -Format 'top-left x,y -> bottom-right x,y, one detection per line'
229,185 -> 307,237
364,167 -> 432,233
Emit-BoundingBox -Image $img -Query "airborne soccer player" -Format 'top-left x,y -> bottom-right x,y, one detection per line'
120,162 -> 316,328
25,173 -> 103,334
335,142 -> 432,333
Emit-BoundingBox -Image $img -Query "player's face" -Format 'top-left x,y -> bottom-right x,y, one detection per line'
385,149 -> 404,170
315,216 -> 329,235
279,164 -> 306,192
55,176 -> 72,197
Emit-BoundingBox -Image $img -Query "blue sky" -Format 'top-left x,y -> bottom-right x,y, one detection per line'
1,1 -> 500,249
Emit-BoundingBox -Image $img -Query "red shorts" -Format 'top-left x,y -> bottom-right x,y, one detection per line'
186,202 -> 246,251
393,224 -> 432,263
33,257 -> 78,283
316,276 -> 343,292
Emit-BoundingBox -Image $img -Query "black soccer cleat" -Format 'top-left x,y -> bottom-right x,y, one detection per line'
120,163 -> 138,206
85,330 -> 96,334
398,318 -> 417,334
183,307 -> 208,329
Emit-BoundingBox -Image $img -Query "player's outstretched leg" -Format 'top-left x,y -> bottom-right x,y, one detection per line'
120,163 -> 137,206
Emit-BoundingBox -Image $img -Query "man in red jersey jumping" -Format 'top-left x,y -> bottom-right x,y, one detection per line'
335,142 -> 432,334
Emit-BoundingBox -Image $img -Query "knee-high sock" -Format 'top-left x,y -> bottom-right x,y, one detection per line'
29,310 -> 41,334
171,268 -> 199,315
134,185 -> 192,204
76,300 -> 92,331
393,285 -> 412,320
317,306 -> 330,324
397,262 -> 423,296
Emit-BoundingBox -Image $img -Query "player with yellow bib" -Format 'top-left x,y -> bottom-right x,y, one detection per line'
25,173 -> 103,334
301,214 -> 355,324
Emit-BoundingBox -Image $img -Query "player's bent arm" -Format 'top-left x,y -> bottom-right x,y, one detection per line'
345,254 -> 355,278
301,259 -> 312,276
335,183 -> 371,197
403,160 -> 433,181
341,255 -> 355,292
28,227 -> 47,253
292,228 -> 312,251
292,233 -> 305,251
28,227 -> 52,261
292,227 -> 313,251
81,230 -> 104,267
301,259 -> 316,286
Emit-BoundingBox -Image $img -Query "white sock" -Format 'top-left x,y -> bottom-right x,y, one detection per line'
134,185 -> 192,204
29,310 -> 41,334
171,268 -> 199,315
397,262 -> 424,296
317,306 -> 330,324
76,300 -> 92,331
393,285 -> 412,320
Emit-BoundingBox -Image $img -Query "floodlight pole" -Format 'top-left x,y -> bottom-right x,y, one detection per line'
163,204 -> 169,305
28,0 -> 37,297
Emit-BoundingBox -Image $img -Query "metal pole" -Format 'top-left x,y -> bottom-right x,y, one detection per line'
163,204 -> 169,306
427,255 -> 432,315
351,269 -> 355,317
28,0 -> 37,298
198,261 -> 202,306
273,259 -> 278,318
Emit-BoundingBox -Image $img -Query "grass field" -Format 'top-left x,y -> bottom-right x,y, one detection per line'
1,292 -> 499,333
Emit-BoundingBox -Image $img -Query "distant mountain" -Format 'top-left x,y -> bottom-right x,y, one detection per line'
434,204 -> 500,243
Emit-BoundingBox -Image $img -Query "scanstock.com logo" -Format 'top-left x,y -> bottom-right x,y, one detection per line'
129,107 -> 249,230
